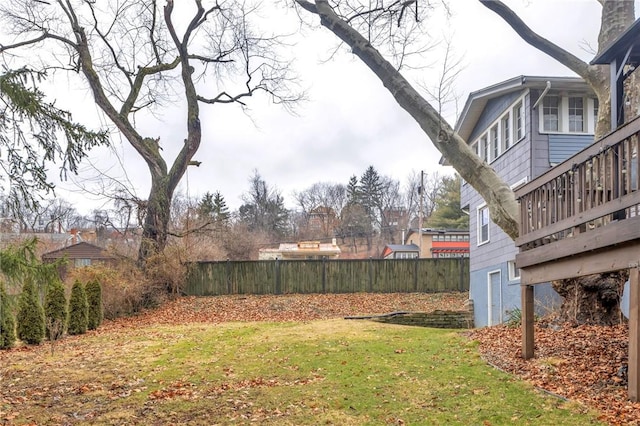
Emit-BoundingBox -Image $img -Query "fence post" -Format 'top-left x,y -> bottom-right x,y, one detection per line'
226,258 -> 231,295
369,257 -> 374,292
414,257 -> 419,291
459,257 -> 464,291
322,257 -> 327,293
275,258 -> 281,295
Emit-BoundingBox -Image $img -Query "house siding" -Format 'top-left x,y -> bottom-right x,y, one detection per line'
459,78 -> 597,328
548,134 -> 594,164
470,263 -> 559,326
461,89 -> 572,327
469,91 -> 523,142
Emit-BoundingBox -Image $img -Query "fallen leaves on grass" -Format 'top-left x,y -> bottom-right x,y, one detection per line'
103,292 -> 469,328
470,323 -> 640,426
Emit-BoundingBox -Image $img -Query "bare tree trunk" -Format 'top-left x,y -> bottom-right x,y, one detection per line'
138,176 -> 173,263
552,271 -> 629,325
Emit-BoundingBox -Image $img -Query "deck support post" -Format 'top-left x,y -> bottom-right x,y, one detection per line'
522,284 -> 535,359
629,267 -> 640,402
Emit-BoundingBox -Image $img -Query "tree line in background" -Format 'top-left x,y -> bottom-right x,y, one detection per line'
0,167 -> 467,260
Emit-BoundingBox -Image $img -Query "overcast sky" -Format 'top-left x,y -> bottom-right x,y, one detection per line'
49,0 -> 627,213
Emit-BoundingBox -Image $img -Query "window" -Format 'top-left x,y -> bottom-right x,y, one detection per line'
501,114 -> 511,150
514,101 -> 524,140
481,135 -> 489,163
477,205 -> 490,245
568,97 -> 584,132
470,96 -> 525,164
490,125 -> 499,159
508,260 -> 521,281
540,95 -> 597,133
75,258 -> 92,267
543,96 -> 559,131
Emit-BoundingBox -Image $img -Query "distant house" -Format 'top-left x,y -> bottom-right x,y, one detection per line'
381,244 -> 419,259
381,206 -> 410,242
259,239 -> 341,260
307,206 -> 339,237
42,241 -> 116,278
403,228 -> 470,259
453,75 -> 597,327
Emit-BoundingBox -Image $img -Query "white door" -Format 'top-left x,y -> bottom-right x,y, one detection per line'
488,270 -> 502,326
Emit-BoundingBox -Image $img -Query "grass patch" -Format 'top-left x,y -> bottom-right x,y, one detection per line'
0,320 -> 603,425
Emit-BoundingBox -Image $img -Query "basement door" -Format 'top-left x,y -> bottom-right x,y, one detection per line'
488,270 -> 502,326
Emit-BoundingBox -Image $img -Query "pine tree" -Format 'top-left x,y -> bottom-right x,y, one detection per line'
346,175 -> 360,204
85,280 -> 103,330
16,279 -> 45,345
211,191 -> 230,224
359,165 -> 383,221
67,280 -> 88,335
426,175 -> 469,230
44,280 -> 67,340
0,281 -> 16,349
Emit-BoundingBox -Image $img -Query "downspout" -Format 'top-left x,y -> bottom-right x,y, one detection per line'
532,81 -> 551,110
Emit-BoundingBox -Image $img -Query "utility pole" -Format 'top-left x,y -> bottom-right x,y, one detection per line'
418,170 -> 424,258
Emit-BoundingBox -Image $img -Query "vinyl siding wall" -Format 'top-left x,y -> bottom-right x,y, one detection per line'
548,134 -> 594,164
461,90 -> 562,327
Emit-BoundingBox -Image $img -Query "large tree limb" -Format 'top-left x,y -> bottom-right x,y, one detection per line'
297,0 -> 520,239
164,0 -> 202,194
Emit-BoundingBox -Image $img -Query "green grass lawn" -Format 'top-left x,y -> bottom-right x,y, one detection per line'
0,319 -> 603,425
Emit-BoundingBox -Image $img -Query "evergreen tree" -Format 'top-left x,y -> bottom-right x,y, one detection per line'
346,175 -> 360,204
426,175 -> 469,230
211,191 -> 231,224
85,280 -> 103,330
197,191 -> 215,220
0,281 -> 16,349
44,280 -> 67,340
16,279 -> 45,345
67,280 -> 88,335
239,170 -> 289,237
359,166 -> 383,218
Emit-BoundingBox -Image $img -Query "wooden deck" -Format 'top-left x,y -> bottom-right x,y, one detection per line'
514,115 -> 640,401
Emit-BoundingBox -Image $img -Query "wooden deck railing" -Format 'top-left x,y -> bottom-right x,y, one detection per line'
514,115 -> 640,283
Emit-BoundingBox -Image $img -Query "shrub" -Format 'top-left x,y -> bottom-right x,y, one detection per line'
44,280 -> 67,340
66,261 -> 164,320
85,279 -> 103,330
145,244 -> 188,295
0,282 -> 16,349
67,280 -> 88,335
505,308 -> 522,328
16,279 -> 45,345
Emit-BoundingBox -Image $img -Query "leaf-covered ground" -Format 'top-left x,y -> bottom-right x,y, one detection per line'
2,292 -> 636,424
470,323 -> 639,426
104,292 -> 470,328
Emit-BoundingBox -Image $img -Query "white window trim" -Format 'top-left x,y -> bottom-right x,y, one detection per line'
508,260 -> 521,282
538,94 -> 596,135
477,203 -> 490,246
510,176 -> 528,190
514,99 -> 525,142
471,94 -> 527,165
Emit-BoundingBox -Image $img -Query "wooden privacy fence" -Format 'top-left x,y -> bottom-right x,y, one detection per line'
184,258 -> 469,296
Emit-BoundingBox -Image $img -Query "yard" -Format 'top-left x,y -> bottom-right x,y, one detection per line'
0,293 -> 624,425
